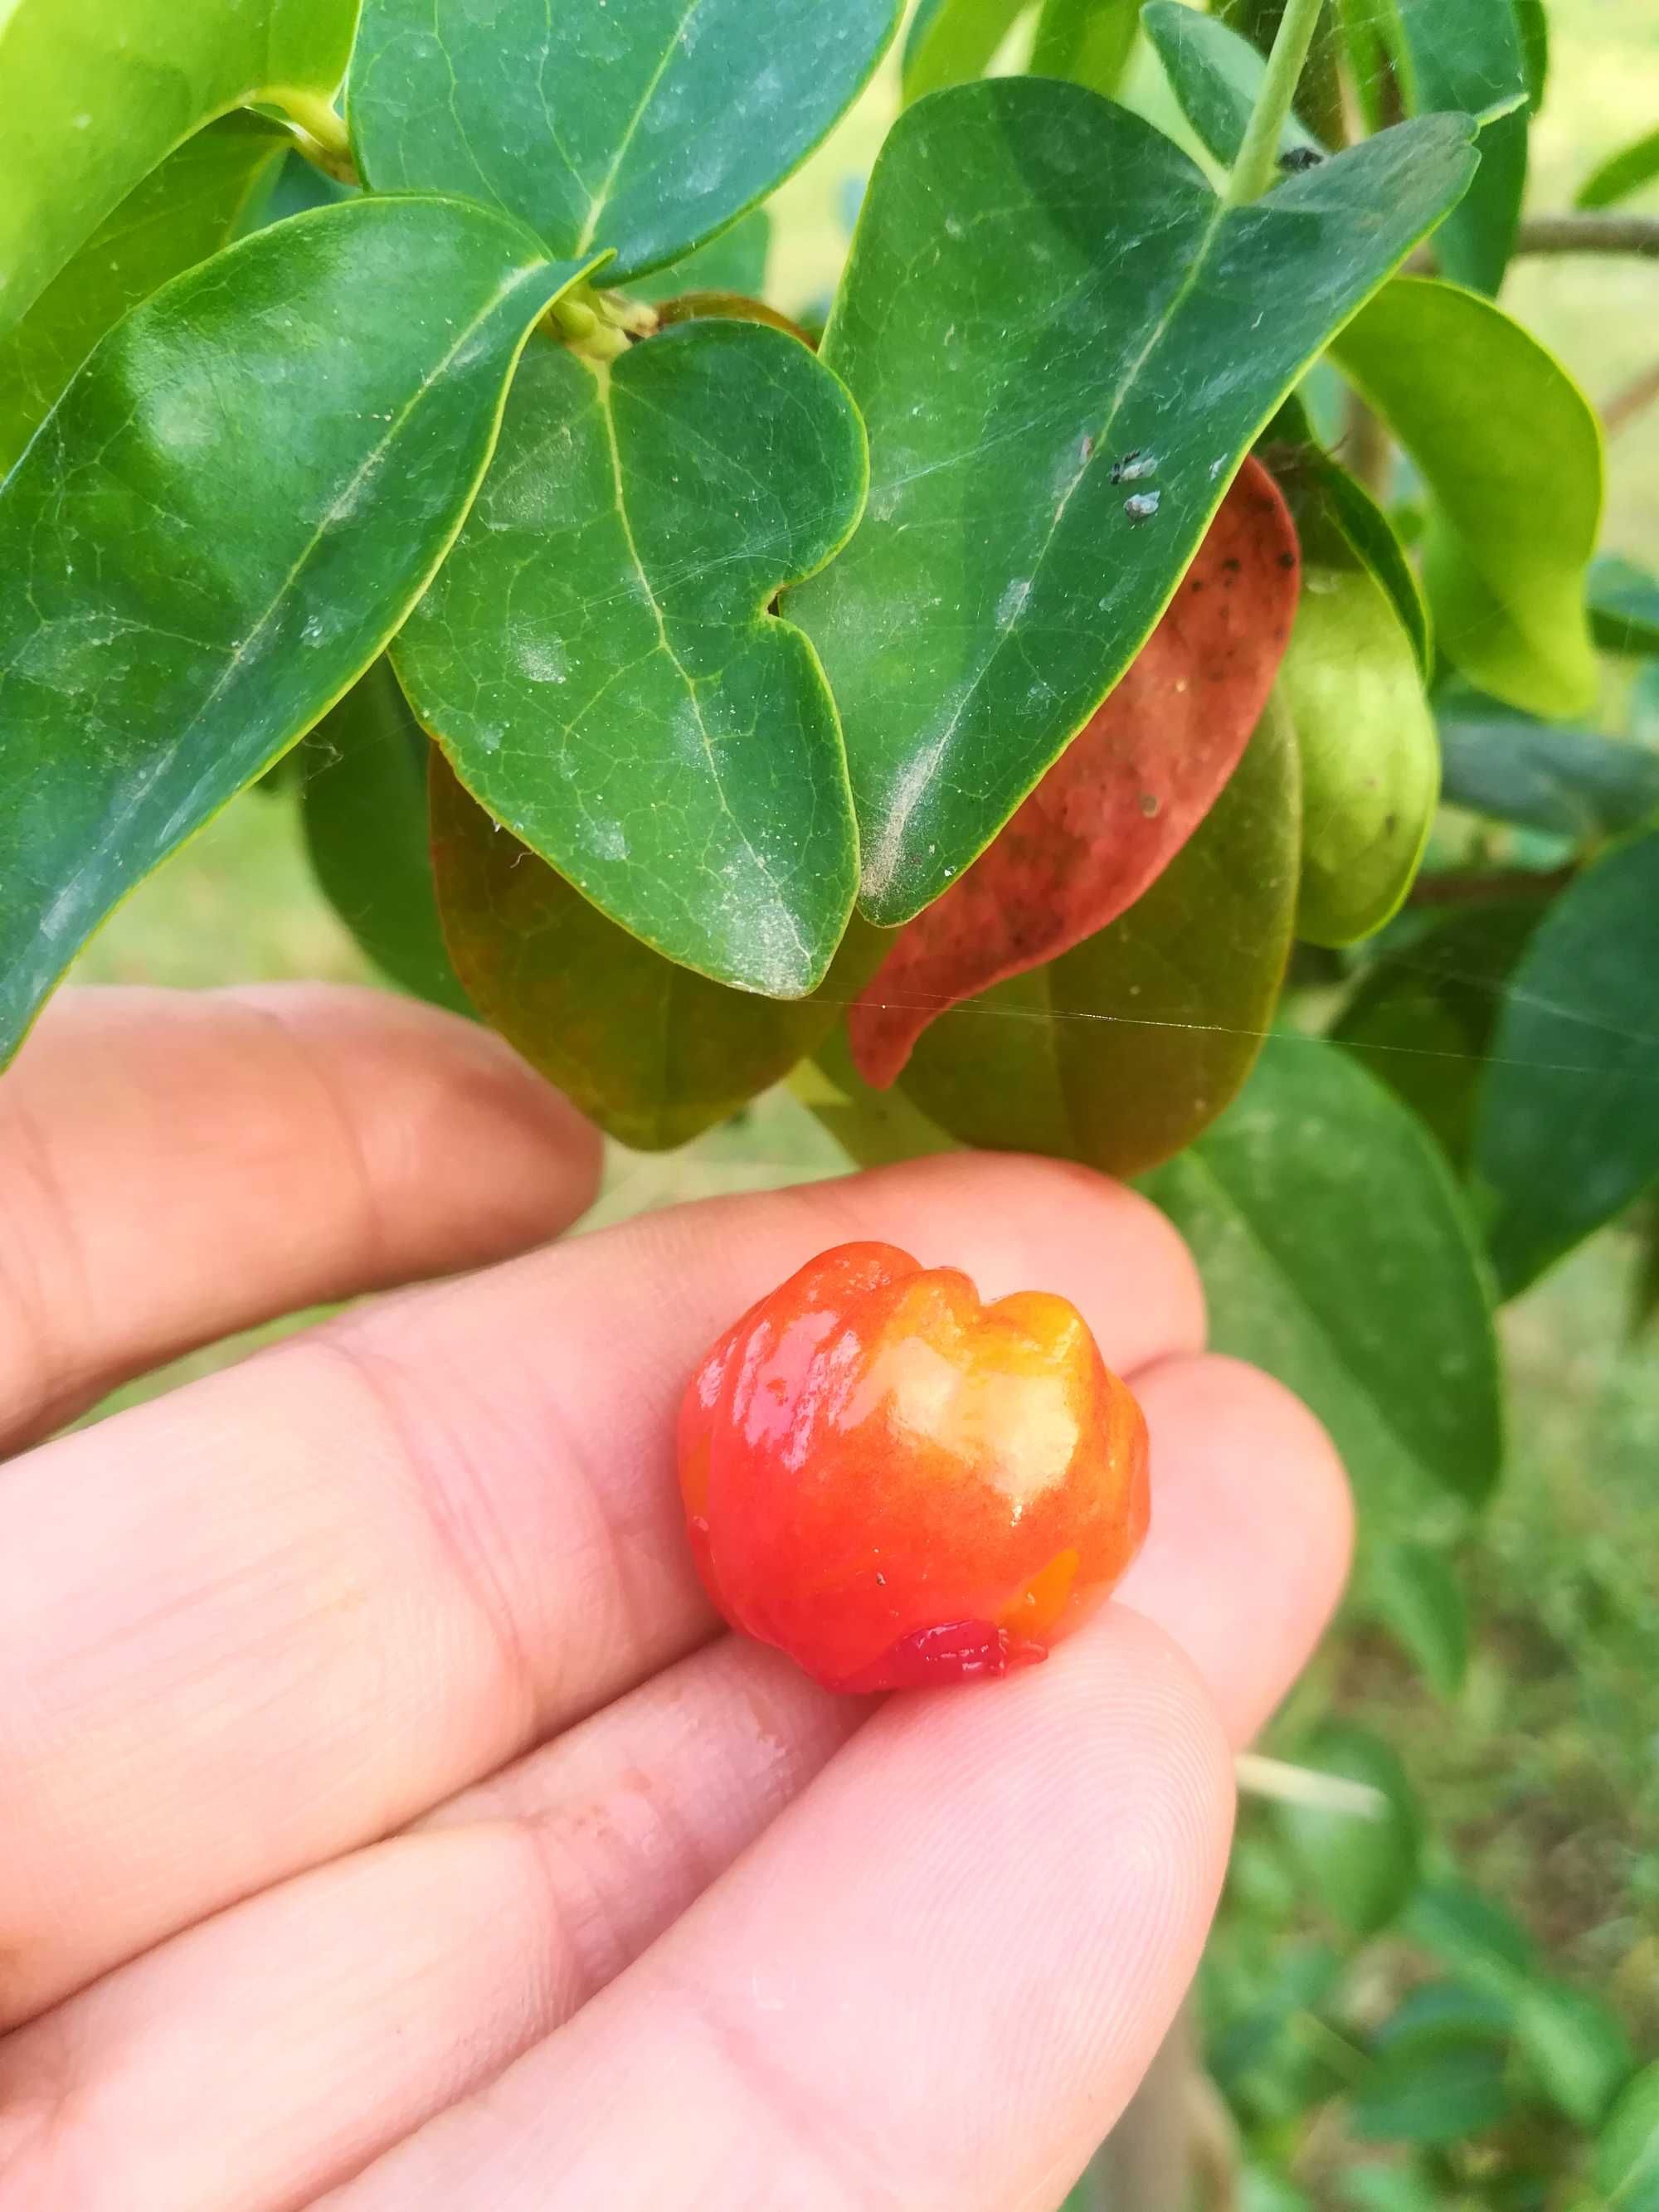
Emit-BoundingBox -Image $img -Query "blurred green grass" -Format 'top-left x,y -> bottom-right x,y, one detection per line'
68,0 -> 1659,2030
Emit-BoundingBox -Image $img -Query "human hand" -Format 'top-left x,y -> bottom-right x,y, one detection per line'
0,986 -> 1350,2212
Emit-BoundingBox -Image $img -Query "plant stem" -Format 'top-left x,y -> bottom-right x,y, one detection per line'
1407,864 -> 1574,909
1224,0 -> 1327,208
1604,359 -> 1659,438
1408,211 -> 1659,275
278,90 -> 351,161
1514,212 -> 1659,260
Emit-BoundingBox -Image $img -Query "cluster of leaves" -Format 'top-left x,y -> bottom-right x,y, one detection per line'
1199,1738 -> 1659,2210
4,0 -> 1658,2193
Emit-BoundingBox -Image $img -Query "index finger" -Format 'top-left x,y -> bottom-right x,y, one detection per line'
0,1154 -> 1204,2025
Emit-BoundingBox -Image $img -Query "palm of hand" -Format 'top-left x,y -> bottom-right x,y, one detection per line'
0,986 -> 1347,2212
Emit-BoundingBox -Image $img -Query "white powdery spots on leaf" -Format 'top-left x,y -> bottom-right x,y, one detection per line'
582,816 -> 628,862
513,631 -> 569,683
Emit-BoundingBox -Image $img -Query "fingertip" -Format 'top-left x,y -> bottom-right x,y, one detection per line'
1118,1352 -> 1353,1746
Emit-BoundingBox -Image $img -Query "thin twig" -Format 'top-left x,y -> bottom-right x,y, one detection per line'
1407,866 -> 1575,909
1236,1753 -> 1388,1819
1604,361 -> 1659,438
1408,211 -> 1659,275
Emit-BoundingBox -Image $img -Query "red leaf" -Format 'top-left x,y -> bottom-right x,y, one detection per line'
849,458 -> 1301,1088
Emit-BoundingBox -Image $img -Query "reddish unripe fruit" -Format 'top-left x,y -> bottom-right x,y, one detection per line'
849,458 -> 1301,1087
677,1242 -> 1150,1694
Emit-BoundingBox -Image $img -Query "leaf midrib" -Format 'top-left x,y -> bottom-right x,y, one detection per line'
574,0 -> 703,258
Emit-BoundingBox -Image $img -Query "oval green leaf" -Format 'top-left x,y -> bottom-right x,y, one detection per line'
0,197 -> 591,1064
431,755 -> 879,1149
1141,1033 -> 1503,1514
1277,1722 -> 1423,1937
350,0 -> 900,283
301,659 -> 470,1014
395,318 -> 865,999
1438,711 -> 1659,841
1598,2062 -> 1659,2210
1262,402 -> 1433,678
902,0 -> 1029,103
1283,566 -> 1439,947
1515,1979 -> 1633,2128
786,80 -> 1477,925
1384,0 -> 1530,294
625,210 -> 770,308
792,1028 -> 955,1171
1473,830 -> 1659,1295
1589,554 -> 1659,659
1332,278 -> 1603,720
1577,124 -> 1659,211
0,117 -> 289,474
1030,0 -> 1139,98
1359,1539 -> 1469,1696
1333,901 -> 1546,1173
1351,2027 -> 1514,2145
893,692 -> 1301,1180
0,0 -> 357,338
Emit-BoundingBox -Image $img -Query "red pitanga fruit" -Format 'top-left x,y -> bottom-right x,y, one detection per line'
677,1241 -> 1149,1694
850,457 -> 1301,1087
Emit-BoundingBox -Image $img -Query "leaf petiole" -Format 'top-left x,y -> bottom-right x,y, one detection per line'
1223,0 -> 1327,208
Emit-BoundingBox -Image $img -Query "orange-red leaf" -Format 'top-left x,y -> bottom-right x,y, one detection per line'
849,458 -> 1300,1087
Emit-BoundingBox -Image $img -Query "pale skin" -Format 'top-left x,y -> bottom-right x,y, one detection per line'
0,985 -> 1351,2212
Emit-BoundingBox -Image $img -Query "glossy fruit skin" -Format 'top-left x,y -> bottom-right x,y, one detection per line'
677,1242 -> 1150,1694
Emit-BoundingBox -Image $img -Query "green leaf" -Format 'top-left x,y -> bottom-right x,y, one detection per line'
893,691 -> 1301,1180
1352,2024 -> 1514,2145
1514,0 -> 1549,110
1141,2 -> 1325,165
1515,1978 -> 1633,2127
1283,565 -> 1438,948
1332,278 -> 1603,720
1332,901 -> 1547,1171
788,85 -> 1475,926
431,756 -> 878,1149
255,148 -> 357,230
394,318 -> 866,998
902,0 -> 1029,102
1360,1539 -> 1468,1696
1262,405 -> 1433,678
1438,713 -> 1659,841
1141,1034 -> 1503,1515
1473,831 -> 1659,1295
1598,2062 -> 1659,2210
1589,555 -> 1659,659
0,197 -> 591,1065
0,117 -> 289,474
792,1028 -> 954,1170
1578,125 -> 1659,211
1278,1722 -> 1423,1937
350,0 -> 900,283
0,0 -> 357,338
1404,1879 -> 1539,1990
1031,0 -> 1139,97
1382,0 -> 1530,294
625,210 -> 770,307
300,659 -> 470,1014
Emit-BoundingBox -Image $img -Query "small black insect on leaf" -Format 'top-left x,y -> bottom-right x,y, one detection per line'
1110,450 -> 1158,485
1277,146 -> 1325,174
